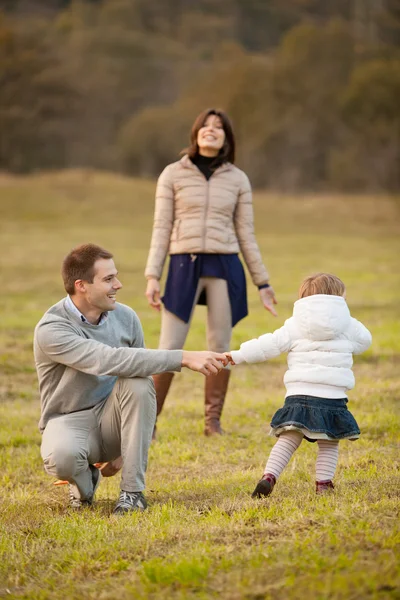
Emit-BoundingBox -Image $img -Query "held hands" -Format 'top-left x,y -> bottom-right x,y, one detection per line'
259,286 -> 278,317
182,351 -> 229,376
145,278 -> 161,311
224,352 -> 235,365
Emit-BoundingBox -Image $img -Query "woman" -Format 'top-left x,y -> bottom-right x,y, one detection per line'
145,108 -> 277,436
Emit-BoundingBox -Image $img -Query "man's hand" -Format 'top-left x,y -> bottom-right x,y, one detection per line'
182,351 -> 228,375
145,278 -> 161,311
94,456 -> 123,477
259,286 -> 278,316
223,352 -> 236,365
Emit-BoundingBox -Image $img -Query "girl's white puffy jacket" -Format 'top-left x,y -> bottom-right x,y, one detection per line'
230,295 -> 372,399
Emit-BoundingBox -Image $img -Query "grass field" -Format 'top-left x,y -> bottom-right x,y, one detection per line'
0,170 -> 399,600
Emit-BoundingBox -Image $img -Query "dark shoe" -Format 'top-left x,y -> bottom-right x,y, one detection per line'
252,473 -> 276,498
68,464 -> 102,508
113,490 -> 148,515
316,480 -> 334,494
204,369 -> 230,436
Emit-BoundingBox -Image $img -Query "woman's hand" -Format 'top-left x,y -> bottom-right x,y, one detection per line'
145,278 -> 161,311
259,286 -> 278,316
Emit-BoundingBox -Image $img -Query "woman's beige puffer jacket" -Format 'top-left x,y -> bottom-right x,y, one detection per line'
145,155 -> 270,286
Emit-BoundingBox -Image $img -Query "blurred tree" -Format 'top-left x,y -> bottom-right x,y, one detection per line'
52,0 -> 188,168
329,58 -> 400,190
1,0 -> 399,190
0,15 -> 77,171
118,103 -> 194,176
0,0 -> 100,14
117,43 -> 256,176
114,0 -> 184,37
230,20 -> 355,189
378,0 -> 400,49
353,0 -> 385,47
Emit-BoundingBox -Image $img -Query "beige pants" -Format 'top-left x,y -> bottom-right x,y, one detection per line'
41,377 -> 156,499
159,277 -> 232,352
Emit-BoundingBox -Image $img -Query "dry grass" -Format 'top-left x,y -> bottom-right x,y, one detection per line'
0,170 -> 399,600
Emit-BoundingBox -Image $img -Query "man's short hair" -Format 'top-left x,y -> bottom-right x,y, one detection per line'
62,243 -> 113,295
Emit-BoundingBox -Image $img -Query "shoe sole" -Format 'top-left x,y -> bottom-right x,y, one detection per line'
113,505 -> 147,515
252,479 -> 274,498
113,501 -> 147,515
316,487 -> 334,495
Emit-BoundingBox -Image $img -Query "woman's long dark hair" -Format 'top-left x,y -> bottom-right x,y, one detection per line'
182,108 -> 235,165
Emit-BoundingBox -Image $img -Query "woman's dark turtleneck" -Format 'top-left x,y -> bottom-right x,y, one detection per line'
190,153 -> 221,181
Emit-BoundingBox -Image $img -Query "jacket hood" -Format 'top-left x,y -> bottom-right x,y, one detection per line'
293,295 -> 351,341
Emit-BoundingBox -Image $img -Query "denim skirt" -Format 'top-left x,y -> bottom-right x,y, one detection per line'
270,395 -> 360,442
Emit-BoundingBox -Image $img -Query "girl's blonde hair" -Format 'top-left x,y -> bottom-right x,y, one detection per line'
299,273 -> 345,299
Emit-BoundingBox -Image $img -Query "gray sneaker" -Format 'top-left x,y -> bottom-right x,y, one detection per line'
113,491 -> 147,515
68,465 -> 102,509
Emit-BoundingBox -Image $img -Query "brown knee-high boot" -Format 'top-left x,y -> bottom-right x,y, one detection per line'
204,369 -> 230,436
152,372 -> 174,438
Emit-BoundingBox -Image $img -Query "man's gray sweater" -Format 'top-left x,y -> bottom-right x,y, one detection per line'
34,299 -> 182,432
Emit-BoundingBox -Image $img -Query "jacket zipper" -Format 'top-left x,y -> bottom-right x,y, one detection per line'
184,158 -> 231,253
202,178 -> 210,252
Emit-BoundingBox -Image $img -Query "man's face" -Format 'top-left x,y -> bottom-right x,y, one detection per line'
83,258 -> 123,313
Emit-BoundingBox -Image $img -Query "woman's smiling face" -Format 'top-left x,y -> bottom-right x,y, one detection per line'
197,114 -> 225,156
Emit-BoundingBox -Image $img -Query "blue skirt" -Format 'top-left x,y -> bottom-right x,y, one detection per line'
162,253 -> 248,327
270,395 -> 360,442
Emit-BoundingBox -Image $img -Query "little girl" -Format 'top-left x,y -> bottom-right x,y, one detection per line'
226,273 -> 372,496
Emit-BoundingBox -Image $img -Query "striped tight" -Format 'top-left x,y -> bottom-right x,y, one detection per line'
315,439 -> 339,481
264,431 -> 303,479
264,431 -> 339,481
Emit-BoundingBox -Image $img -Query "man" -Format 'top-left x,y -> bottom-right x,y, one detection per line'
34,244 -> 227,514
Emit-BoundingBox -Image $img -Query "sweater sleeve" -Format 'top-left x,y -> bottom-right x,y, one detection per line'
36,321 -> 183,377
233,172 -> 270,287
144,165 -> 175,280
345,318 -> 372,355
230,322 -> 293,364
